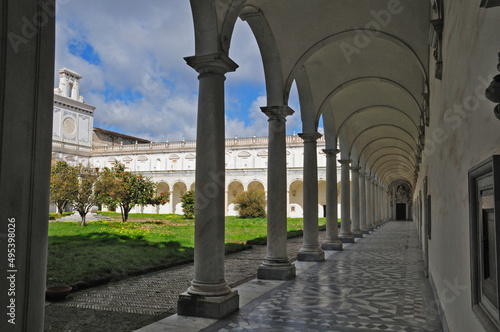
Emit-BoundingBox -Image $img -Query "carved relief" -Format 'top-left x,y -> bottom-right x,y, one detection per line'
429,0 -> 444,80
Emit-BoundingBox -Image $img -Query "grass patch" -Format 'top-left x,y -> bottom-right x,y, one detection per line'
47,215 -> 327,290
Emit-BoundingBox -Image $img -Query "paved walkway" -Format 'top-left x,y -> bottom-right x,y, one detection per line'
44,231 -> 321,331
140,221 -> 443,332
45,222 -> 444,331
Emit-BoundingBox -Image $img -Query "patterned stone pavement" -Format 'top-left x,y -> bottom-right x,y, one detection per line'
204,222 -> 443,332
44,233 -> 321,331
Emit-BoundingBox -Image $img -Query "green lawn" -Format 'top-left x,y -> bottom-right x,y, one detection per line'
47,214 -> 328,290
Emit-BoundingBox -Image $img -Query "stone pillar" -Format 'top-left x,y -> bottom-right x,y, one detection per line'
322,149 -> 342,250
374,182 -> 380,226
0,2 -> 55,331
371,179 -> 377,229
359,172 -> 369,234
257,106 -> 296,280
339,159 -> 354,243
178,53 -> 239,318
297,133 -> 324,261
366,176 -> 374,231
350,167 -> 363,238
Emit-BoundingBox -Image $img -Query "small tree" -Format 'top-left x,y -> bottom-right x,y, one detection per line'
234,189 -> 266,218
95,166 -> 120,211
72,165 -> 100,226
96,162 -> 167,222
150,191 -> 170,213
181,190 -> 195,219
50,161 -> 78,216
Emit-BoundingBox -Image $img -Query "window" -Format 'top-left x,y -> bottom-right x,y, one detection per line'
469,155 -> 500,331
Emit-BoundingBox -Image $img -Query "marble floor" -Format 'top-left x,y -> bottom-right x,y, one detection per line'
196,222 -> 443,331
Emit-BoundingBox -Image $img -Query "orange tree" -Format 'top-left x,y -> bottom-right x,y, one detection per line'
50,161 -> 78,216
96,162 -> 168,222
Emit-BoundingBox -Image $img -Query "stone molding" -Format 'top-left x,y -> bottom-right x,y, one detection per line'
338,159 -> 352,165
322,148 -> 340,156
350,166 -> 361,172
298,132 -> 323,142
260,105 -> 294,120
184,53 -> 238,75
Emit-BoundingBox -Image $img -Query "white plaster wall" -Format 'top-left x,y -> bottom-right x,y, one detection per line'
414,3 -> 500,331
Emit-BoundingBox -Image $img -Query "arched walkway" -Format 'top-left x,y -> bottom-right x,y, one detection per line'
172,182 -> 187,215
289,180 -> 303,218
227,180 -> 244,216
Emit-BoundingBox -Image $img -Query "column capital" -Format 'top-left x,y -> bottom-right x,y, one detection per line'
298,132 -> 322,142
359,171 -> 367,178
366,175 -> 373,180
350,166 -> 361,172
261,105 -> 294,120
185,53 -> 238,75
338,159 -> 352,165
322,148 -> 340,156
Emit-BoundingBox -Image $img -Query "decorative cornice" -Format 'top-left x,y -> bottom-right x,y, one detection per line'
298,132 -> 322,142
322,148 -> 340,156
260,105 -> 294,120
338,159 -> 352,165
184,53 -> 238,75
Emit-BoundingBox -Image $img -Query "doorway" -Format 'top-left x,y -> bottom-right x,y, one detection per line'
396,203 -> 406,220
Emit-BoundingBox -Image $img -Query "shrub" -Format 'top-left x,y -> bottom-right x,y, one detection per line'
181,190 -> 195,219
234,190 -> 266,218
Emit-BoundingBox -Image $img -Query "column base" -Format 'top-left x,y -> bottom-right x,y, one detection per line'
369,226 -> 375,231
177,290 -> 239,319
257,263 -> 296,280
297,247 -> 325,262
322,240 -> 343,251
339,233 -> 355,243
362,229 -> 370,235
353,231 -> 363,238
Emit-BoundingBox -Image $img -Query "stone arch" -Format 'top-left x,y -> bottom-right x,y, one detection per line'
289,179 -> 304,218
227,180 -> 244,216
173,181 -> 187,215
247,180 -> 265,192
318,180 -> 327,218
156,182 -> 170,214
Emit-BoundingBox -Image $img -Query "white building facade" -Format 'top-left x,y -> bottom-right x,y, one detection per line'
51,69 -> 341,218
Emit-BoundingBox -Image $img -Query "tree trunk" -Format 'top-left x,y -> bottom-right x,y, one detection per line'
80,213 -> 86,227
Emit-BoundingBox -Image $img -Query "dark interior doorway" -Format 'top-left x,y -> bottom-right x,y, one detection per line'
396,203 -> 406,220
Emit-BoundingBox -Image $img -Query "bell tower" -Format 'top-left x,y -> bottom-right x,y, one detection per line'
52,68 -> 95,165
55,68 -> 83,101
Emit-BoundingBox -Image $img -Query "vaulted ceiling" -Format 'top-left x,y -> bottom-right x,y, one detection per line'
239,0 -> 429,188
190,0 -> 430,189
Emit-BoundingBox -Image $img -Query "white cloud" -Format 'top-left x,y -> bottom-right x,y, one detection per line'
54,1 -> 303,142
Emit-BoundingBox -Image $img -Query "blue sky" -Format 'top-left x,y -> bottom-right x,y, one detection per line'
55,0 -> 305,142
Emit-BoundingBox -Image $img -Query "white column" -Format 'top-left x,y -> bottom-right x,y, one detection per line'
359,172 -> 368,234
339,159 -> 354,243
374,182 -> 380,226
350,167 -> 362,238
178,53 -> 239,318
371,179 -> 377,229
322,149 -> 343,250
366,176 -> 374,231
1,2 -> 55,330
257,106 -> 296,280
297,132 -> 324,261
